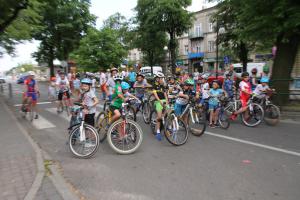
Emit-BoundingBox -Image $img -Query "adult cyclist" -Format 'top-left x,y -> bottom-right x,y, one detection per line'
56,71 -> 71,113
21,71 -> 39,119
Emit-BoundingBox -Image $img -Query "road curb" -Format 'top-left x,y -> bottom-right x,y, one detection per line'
42,151 -> 83,200
0,98 -> 45,200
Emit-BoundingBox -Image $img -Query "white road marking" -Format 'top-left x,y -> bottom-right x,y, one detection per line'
14,101 -> 53,106
32,114 -> 56,130
205,131 -> 300,157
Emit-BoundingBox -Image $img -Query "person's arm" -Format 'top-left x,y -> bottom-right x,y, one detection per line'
91,96 -> 99,107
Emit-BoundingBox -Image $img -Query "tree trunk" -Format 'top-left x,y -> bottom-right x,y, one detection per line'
169,32 -> 177,74
239,41 -> 248,72
49,47 -> 55,77
272,34 -> 300,105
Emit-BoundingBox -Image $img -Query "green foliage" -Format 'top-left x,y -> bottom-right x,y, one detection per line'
0,0 -> 44,56
6,63 -> 36,74
70,27 -> 127,71
32,0 -> 95,76
135,0 -> 193,72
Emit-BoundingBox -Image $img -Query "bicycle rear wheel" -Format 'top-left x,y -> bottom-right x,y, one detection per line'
264,104 -> 280,126
69,124 -> 99,158
165,114 -> 188,146
95,112 -> 109,142
107,119 -> 143,154
188,110 -> 206,136
149,110 -> 158,135
242,103 -> 264,127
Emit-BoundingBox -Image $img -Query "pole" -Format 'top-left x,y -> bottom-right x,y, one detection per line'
8,83 -> 12,98
215,23 -> 219,79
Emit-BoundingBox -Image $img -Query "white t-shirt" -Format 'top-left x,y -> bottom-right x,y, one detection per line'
253,84 -> 269,96
201,82 -> 210,99
106,78 -> 115,95
56,77 -> 69,90
100,73 -> 106,85
92,78 -> 96,88
82,90 -> 97,114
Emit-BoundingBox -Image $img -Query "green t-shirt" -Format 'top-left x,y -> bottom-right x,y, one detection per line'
111,83 -> 123,109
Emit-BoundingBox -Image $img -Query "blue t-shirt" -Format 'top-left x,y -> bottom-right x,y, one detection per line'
209,88 -> 223,106
223,79 -> 234,97
128,72 -> 136,82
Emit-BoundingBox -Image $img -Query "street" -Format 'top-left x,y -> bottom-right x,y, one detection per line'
1,81 -> 300,200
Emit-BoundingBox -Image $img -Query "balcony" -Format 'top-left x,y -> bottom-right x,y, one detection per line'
188,32 -> 204,40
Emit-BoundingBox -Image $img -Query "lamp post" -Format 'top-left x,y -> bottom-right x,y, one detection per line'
215,24 -> 225,79
164,46 -> 169,74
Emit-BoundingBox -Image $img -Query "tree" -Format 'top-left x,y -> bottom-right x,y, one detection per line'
32,0 -> 95,76
70,27 -> 127,71
135,0 -> 193,74
234,0 -> 300,105
0,0 -> 44,56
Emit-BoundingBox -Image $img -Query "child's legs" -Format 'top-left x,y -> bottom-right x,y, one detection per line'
111,108 -> 121,124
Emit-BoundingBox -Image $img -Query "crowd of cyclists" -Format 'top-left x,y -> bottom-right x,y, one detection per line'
19,64 -> 279,156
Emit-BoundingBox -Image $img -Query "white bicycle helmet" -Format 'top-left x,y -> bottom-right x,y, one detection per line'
28,71 -> 36,76
113,73 -> 124,81
154,72 -> 165,78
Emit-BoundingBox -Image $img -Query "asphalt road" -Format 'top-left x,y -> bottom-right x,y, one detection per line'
1,81 -> 300,200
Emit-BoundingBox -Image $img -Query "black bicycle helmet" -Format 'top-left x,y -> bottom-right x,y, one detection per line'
241,72 -> 249,77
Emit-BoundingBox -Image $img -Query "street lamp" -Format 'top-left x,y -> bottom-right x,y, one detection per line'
215,25 -> 225,79
164,46 -> 170,73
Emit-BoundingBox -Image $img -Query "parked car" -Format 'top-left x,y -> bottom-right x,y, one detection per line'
17,75 -> 28,84
0,76 -> 6,83
201,72 -> 225,85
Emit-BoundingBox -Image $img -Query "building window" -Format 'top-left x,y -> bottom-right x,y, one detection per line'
184,45 -> 189,55
195,23 -> 202,36
196,46 -> 201,52
208,41 -> 215,52
209,23 -> 213,32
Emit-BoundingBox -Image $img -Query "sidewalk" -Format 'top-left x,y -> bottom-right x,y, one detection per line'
0,99 -> 64,200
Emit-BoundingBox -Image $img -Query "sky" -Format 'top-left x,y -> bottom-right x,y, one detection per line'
0,0 -> 216,72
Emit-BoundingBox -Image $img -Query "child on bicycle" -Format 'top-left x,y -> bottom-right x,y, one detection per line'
230,72 -> 252,120
108,74 -> 126,127
208,81 -> 225,128
22,71 -> 39,119
253,77 -> 273,103
174,79 -> 198,124
56,71 -> 71,112
48,77 -> 57,101
133,73 -> 151,111
167,75 -> 181,105
200,75 -> 210,106
152,72 -> 169,141
79,78 -> 99,126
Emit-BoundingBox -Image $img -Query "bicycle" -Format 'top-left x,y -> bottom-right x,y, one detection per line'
224,95 -> 264,127
57,89 -> 72,116
255,91 -> 280,126
149,102 -> 188,146
96,103 -> 143,154
68,102 -> 100,158
21,92 -> 35,122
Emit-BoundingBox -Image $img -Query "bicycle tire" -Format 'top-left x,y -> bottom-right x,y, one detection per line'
127,106 -> 137,121
107,119 -> 143,154
149,110 -> 159,135
142,102 -> 151,124
242,103 -> 264,127
29,103 -> 34,122
188,109 -> 206,136
69,124 -> 99,158
95,112 -> 109,142
264,104 -> 280,126
164,114 -> 188,146
218,108 -> 230,129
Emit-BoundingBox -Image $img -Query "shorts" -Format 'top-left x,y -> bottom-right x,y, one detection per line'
26,92 -> 37,103
209,103 -> 219,111
84,113 -> 95,126
58,91 -> 70,101
154,100 -> 167,112
240,96 -> 249,108
174,103 -> 187,116
109,105 -> 120,113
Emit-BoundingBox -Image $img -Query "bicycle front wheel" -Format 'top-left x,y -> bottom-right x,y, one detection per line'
165,114 -> 188,146
142,102 -> 151,124
218,108 -> 230,129
107,119 -> 143,154
188,110 -> 206,136
264,104 -> 280,126
242,103 -> 264,127
69,124 -> 99,158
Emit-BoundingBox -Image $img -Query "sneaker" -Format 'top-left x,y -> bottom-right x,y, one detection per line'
155,132 -> 162,141
35,114 -> 39,119
21,105 -> 27,112
209,124 -> 215,128
214,124 -> 219,128
230,114 -> 237,120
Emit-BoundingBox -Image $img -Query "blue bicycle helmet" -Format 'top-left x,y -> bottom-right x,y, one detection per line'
81,78 -> 92,85
260,76 -> 269,83
121,82 -> 130,90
